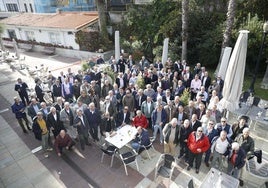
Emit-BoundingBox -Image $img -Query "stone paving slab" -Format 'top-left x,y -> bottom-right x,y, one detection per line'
0,116 -> 64,188
1,50 -> 268,188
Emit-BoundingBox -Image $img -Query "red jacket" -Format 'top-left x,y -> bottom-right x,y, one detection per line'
132,115 -> 148,129
187,132 -> 210,154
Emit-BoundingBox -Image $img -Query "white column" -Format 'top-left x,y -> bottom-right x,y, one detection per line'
161,38 -> 169,66
115,31 -> 120,61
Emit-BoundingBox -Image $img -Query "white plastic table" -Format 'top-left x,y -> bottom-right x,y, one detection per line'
200,168 -> 239,188
105,125 -> 137,149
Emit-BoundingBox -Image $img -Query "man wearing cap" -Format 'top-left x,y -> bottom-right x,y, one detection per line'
227,142 -> 246,186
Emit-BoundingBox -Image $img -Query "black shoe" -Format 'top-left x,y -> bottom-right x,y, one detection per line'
196,169 -> 199,174
27,127 -> 32,131
81,146 -> 85,151
205,162 -> 210,167
187,166 -> 191,171
85,142 -> 91,146
23,130 -> 28,133
239,179 -> 244,186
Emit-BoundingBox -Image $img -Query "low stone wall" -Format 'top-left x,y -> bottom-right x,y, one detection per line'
32,45 -> 114,61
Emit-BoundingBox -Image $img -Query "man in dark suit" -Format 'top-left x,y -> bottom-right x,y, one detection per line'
28,98 -> 41,120
54,97 -> 64,112
162,89 -> 174,105
46,107 -> 65,138
115,72 -> 127,89
115,106 -> 131,128
134,89 -> 147,112
201,71 -> 211,91
15,78 -> 30,106
154,59 -> 164,72
74,109 -> 91,150
84,102 -> 101,142
196,103 -> 206,120
174,105 -> 188,126
184,100 -> 197,120
111,59 -> 119,73
174,80 -> 185,97
190,114 -> 202,131
117,55 -> 126,73
40,102 -> 50,119
35,79 -> 45,102
52,79 -> 62,102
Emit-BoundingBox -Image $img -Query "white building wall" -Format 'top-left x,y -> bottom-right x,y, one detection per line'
0,0 -> 7,11
2,25 -> 80,50
20,0 -> 35,12
0,0 -> 35,12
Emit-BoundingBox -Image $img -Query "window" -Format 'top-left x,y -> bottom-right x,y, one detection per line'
6,4 -> 19,12
7,29 -> 17,39
25,31 -> 35,41
29,4 -> 33,12
24,3 -> 28,12
49,32 -> 61,44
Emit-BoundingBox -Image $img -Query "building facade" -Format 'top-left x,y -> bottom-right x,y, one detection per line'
0,12 -> 99,50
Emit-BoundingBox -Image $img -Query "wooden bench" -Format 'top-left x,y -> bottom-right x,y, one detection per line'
42,46 -> 55,55
18,43 -> 34,51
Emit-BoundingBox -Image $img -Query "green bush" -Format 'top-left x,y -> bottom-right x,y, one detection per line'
180,88 -> 190,106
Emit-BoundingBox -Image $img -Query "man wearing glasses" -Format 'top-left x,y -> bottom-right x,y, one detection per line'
187,127 -> 210,173
215,117 -> 233,139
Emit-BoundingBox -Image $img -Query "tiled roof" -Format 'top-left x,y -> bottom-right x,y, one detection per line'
0,12 -> 98,30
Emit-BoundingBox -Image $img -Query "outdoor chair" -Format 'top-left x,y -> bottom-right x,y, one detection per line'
242,156 -> 268,187
119,149 -> 139,175
138,140 -> 155,160
154,154 -> 176,186
100,144 -> 117,167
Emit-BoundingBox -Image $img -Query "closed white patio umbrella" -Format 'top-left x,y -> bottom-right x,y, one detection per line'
219,30 -> 249,112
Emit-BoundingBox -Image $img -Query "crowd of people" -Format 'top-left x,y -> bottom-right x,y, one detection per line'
11,54 -> 256,186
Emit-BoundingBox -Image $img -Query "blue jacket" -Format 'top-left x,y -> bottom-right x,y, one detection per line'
133,129 -> 150,147
151,109 -> 167,125
84,108 -> 101,126
11,102 -> 26,119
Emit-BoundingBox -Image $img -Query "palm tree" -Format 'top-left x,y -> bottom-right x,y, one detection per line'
95,0 -> 109,41
181,0 -> 189,61
222,0 -> 237,48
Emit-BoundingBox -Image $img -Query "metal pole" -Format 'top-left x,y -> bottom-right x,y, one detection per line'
248,32 -> 267,94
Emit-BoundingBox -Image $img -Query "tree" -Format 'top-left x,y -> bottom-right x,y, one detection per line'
181,0 -> 189,61
222,0 -> 237,48
0,24 -> 4,51
95,0 -> 109,41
